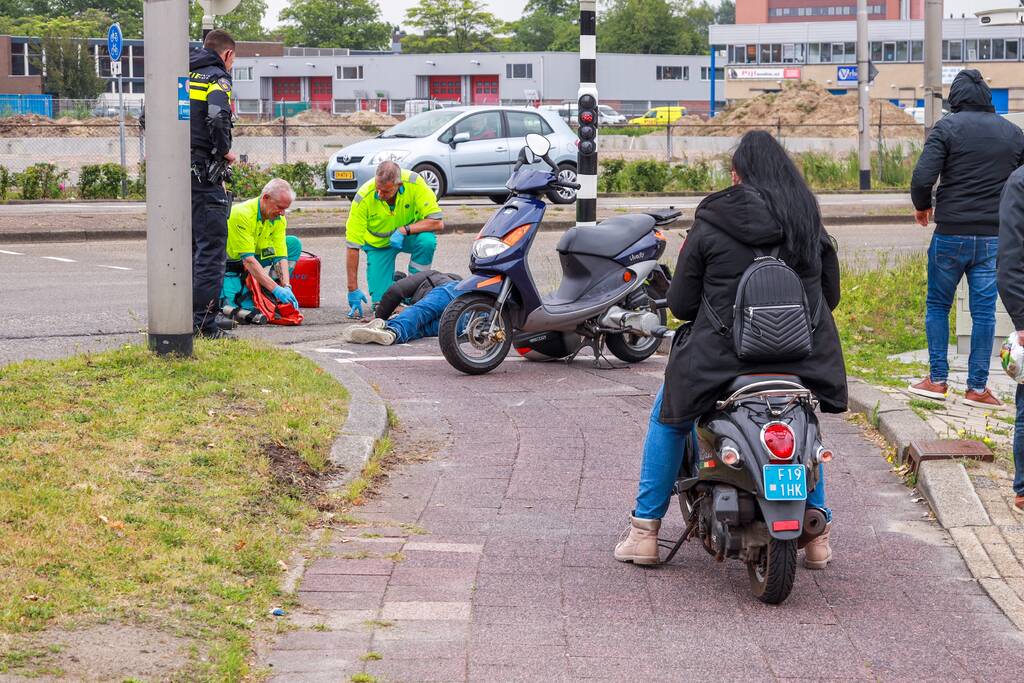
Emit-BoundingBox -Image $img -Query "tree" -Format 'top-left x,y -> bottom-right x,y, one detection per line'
402,0 -> 508,53
510,0 -> 578,52
190,0 -> 269,42
716,0 -> 736,24
524,0 -> 576,14
599,0 -> 686,54
50,0 -> 144,36
0,10 -> 114,40
278,0 -> 391,49
36,33 -> 106,99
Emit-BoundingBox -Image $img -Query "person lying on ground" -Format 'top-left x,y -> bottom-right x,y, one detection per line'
344,270 -> 462,345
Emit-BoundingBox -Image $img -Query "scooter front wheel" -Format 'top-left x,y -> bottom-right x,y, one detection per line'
438,293 -> 512,375
747,538 -> 797,605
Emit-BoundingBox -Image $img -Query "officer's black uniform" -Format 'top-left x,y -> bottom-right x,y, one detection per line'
189,47 -> 234,335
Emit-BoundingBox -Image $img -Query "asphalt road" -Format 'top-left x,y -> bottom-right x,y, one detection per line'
0,222 -> 929,366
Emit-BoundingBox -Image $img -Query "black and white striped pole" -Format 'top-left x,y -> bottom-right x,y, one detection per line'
576,0 -> 598,228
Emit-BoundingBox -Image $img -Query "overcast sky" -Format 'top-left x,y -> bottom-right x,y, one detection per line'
262,0 -> 999,32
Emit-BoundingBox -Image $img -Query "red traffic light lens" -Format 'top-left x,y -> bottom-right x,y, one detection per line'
580,111 -> 595,124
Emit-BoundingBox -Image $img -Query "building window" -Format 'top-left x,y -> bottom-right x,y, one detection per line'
730,44 -> 756,64
943,40 -> 963,61
700,66 -> 723,81
965,40 -> 978,61
911,40 -> 923,62
1008,39 -> 1020,61
506,63 -> 533,79
233,66 -> 253,81
130,45 -> 144,79
656,65 -> 686,80
236,99 -> 260,114
336,65 -> 363,80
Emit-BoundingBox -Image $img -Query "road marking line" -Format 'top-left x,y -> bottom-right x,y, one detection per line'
98,265 -> 132,271
313,347 -> 356,354
0,249 -> 24,255
41,256 -> 76,263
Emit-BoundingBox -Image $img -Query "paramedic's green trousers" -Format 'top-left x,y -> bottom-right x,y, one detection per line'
221,235 -> 302,310
364,232 -> 437,304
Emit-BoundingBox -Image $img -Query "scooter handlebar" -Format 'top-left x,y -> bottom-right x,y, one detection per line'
552,180 -> 581,190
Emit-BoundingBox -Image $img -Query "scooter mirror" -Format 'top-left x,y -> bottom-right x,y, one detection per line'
525,132 -> 551,158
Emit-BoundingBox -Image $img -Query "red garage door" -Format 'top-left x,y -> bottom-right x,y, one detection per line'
471,75 -> 499,105
271,77 -> 301,102
429,76 -> 461,102
310,76 -> 332,110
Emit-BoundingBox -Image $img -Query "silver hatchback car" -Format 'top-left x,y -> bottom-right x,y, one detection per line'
325,106 -> 580,204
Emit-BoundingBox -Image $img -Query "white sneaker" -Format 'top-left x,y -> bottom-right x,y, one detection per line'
347,319 -> 396,345
342,318 -> 386,342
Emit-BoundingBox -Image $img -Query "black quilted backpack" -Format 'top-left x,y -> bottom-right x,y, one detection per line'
703,247 -> 819,362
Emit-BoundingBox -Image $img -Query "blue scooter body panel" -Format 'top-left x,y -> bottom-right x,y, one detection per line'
614,231 -> 667,267
455,274 -> 505,296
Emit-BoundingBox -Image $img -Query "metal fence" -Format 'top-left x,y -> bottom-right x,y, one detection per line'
0,118 -> 935,186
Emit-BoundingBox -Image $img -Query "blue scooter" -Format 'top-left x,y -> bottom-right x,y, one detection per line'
438,133 -> 679,375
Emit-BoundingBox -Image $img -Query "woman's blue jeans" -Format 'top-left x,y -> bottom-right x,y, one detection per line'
633,385 -> 831,522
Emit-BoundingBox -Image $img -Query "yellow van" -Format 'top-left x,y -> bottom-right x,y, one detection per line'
628,106 -> 687,126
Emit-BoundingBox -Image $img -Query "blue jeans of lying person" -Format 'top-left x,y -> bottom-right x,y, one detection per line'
385,281 -> 460,344
633,385 -> 830,522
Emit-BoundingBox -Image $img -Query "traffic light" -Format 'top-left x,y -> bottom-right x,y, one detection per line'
577,93 -> 599,157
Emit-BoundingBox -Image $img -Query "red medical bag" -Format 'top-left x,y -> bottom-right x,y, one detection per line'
291,251 -> 321,308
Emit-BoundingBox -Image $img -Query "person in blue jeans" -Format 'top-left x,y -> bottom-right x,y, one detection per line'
343,270 -> 461,345
614,131 -> 848,569
997,165 -> 1024,512
909,68 -> 1024,408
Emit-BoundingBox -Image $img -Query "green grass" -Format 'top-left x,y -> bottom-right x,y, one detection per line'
834,255 -> 931,385
0,341 -> 349,679
908,398 -> 945,412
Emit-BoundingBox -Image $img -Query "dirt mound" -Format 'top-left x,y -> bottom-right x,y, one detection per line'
677,80 -> 923,138
0,113 -> 141,137
235,108 -> 398,137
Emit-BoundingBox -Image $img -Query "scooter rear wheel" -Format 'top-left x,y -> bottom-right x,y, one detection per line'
439,293 -> 512,375
605,299 -> 666,363
747,538 -> 797,605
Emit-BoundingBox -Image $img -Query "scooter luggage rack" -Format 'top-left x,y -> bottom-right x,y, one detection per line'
715,380 -> 816,411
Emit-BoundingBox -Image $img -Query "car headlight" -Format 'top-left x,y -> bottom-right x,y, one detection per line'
368,150 -> 410,164
473,237 -> 509,260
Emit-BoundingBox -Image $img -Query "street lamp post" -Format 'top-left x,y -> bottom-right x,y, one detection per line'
856,0 -> 871,190
923,0 -> 943,131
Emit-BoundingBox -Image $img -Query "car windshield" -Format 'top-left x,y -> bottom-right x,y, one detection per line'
380,109 -> 462,138
642,110 -> 657,118
599,105 -> 617,114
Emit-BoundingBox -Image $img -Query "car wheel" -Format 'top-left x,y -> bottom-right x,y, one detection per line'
548,164 -> 578,205
412,163 -> 446,199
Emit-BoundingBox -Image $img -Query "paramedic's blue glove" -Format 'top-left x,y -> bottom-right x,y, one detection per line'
347,289 -> 368,318
389,228 -> 405,250
272,285 -> 298,308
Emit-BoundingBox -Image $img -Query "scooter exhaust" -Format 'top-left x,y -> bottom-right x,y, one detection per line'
798,507 -> 828,547
599,306 -> 664,337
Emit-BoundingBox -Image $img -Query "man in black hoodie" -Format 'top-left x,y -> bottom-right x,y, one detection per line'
998,165 -> 1024,512
190,30 -> 237,339
909,69 -> 1024,408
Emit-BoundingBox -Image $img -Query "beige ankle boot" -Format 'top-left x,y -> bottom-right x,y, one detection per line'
803,522 -> 832,570
613,515 -> 661,565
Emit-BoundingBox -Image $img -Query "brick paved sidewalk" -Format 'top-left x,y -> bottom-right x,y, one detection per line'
260,343 -> 1024,682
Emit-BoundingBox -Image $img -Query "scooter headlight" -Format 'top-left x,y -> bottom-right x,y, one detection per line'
473,237 -> 510,260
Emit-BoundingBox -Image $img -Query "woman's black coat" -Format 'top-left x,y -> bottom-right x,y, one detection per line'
659,184 -> 848,425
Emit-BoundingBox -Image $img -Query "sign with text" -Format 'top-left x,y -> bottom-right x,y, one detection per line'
942,66 -> 964,85
177,77 -> 190,121
107,23 -> 123,62
727,67 -> 801,80
837,66 -> 858,83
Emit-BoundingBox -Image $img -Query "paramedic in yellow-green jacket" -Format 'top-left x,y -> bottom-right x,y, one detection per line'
344,161 -> 444,318
220,178 -> 302,324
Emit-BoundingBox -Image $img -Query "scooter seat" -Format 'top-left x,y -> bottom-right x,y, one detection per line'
725,374 -> 804,394
556,214 -> 656,259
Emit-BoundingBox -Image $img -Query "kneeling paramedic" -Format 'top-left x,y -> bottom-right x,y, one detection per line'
344,161 -> 444,318
343,270 -> 462,345
221,178 -> 302,323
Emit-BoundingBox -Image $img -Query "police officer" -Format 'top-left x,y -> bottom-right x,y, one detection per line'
190,29 -> 237,338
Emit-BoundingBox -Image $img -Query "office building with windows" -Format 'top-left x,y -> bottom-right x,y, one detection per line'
737,0 -> 923,23
709,17 -> 1024,112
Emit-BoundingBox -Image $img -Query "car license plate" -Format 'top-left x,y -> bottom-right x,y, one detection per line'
333,170 -> 354,180
763,464 -> 807,501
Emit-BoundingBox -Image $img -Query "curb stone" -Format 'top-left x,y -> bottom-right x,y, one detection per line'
846,376 -> 1024,629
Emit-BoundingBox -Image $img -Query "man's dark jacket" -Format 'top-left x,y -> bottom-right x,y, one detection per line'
189,47 -> 233,163
999,167 -> 1024,331
911,69 -> 1024,236
375,270 -> 461,319
660,185 -> 847,424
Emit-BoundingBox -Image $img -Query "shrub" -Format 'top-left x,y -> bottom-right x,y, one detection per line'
131,161 -> 146,198
667,158 -> 729,193
269,161 -> 318,197
597,158 -> 626,192
78,163 -> 127,199
0,166 -> 12,200
18,163 -> 67,200
617,159 -> 671,193
226,162 -> 272,200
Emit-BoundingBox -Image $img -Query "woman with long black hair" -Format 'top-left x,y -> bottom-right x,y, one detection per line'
614,130 -> 847,568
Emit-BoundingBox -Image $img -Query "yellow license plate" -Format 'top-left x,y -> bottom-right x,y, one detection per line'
333,170 -> 354,180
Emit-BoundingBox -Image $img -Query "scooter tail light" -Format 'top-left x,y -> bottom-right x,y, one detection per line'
501,224 -> 531,247
720,446 -> 741,467
761,422 -> 795,460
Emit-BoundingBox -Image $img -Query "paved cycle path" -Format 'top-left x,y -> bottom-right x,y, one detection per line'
264,341 -> 1024,682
